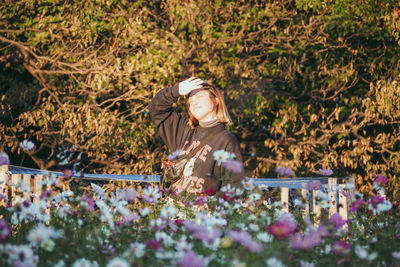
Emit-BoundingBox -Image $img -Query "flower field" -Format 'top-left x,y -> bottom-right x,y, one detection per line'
0,165 -> 399,267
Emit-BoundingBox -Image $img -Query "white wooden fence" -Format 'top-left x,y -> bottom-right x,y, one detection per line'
0,165 -> 355,220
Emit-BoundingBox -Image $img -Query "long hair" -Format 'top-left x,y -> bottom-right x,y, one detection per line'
186,83 -> 233,128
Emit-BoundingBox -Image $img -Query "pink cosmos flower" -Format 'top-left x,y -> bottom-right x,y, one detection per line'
290,230 -> 322,250
0,219 -> 11,243
227,230 -> 263,252
307,181 -> 322,191
374,175 -> 388,186
222,159 -> 243,173
268,213 -> 297,239
203,187 -> 216,196
317,168 -> 333,176
331,241 -> 351,254
350,199 -> 364,213
117,188 -> 137,203
0,152 -> 10,166
168,149 -> 182,160
146,240 -> 160,250
275,166 -> 294,177
179,251 -> 205,267
393,251 -> 400,260
340,190 -> 351,199
81,195 -> 96,212
369,195 -> 385,207
184,221 -> 221,245
329,213 -> 346,231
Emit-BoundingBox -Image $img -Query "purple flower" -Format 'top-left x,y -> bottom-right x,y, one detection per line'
340,190 -> 351,199
275,166 -> 294,177
227,230 -> 263,253
393,251 -> 400,260
316,168 -> 333,176
307,181 -> 322,191
329,213 -> 346,231
350,199 -> 364,213
331,241 -> 351,254
146,240 -> 160,250
0,152 -> 10,166
222,159 -> 243,173
290,230 -> 322,250
81,195 -> 96,212
168,149 -> 183,160
117,188 -> 137,203
268,213 -> 297,239
19,140 -> 36,152
369,195 -> 385,207
179,251 -> 205,267
184,221 -> 221,244
0,219 -> 11,243
374,175 -> 388,186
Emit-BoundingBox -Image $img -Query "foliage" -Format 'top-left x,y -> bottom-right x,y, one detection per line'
0,0 -> 400,201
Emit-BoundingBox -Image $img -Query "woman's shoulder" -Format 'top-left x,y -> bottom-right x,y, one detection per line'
219,129 -> 240,144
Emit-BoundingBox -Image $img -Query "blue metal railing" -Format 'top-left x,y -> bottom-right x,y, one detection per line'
4,165 -> 344,190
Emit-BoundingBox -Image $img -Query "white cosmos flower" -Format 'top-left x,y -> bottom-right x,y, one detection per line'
7,244 -> 38,267
266,257 -> 287,267
213,150 -> 232,166
160,205 -> 176,219
141,186 -> 162,204
242,178 -> 254,191
183,157 -> 196,177
72,258 -> 99,267
19,140 -> 35,151
115,203 -> 131,217
58,204 -> 72,218
355,245 -> 378,261
140,207 -> 153,217
106,257 -> 130,267
91,183 -> 106,199
155,231 -> 175,247
27,224 -> 63,246
249,223 -> 260,232
40,239 -> 55,252
128,242 -> 146,258
257,232 -> 274,243
377,200 -> 392,212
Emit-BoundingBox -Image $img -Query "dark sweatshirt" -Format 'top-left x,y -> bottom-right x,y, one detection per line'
148,84 -> 245,194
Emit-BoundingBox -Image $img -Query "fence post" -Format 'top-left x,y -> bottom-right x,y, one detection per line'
301,188 -> 310,218
11,174 -> 22,204
33,175 -> 43,203
0,165 -> 8,207
328,178 -> 337,216
281,187 -> 289,212
23,174 -> 31,201
312,190 -> 322,225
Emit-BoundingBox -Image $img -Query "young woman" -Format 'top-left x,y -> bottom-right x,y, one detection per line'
149,77 -> 245,195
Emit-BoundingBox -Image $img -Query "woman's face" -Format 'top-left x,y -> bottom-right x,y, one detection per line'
188,90 -> 216,122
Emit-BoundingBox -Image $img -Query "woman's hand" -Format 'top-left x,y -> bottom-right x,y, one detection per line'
178,77 -> 203,96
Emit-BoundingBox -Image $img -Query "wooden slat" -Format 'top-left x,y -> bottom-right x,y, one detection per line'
33,174 -> 43,203
328,178 -> 337,216
338,184 -> 348,221
281,187 -> 289,212
0,165 -> 8,207
23,174 -> 31,201
11,174 -> 22,204
312,190 -> 321,225
301,188 -> 310,218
